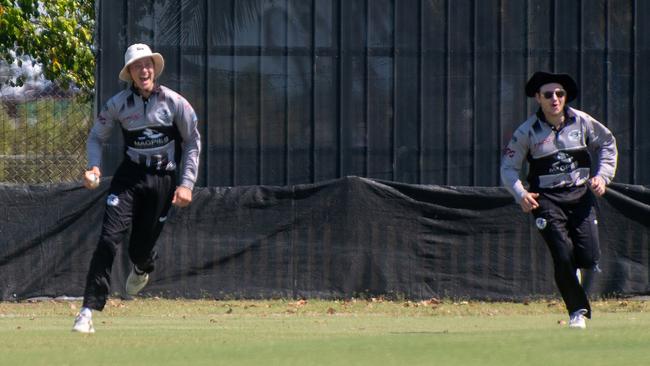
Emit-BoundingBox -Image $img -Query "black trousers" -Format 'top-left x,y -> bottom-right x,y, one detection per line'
532,191 -> 600,318
82,161 -> 175,310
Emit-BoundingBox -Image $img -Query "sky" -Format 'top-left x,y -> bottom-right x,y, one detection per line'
0,52 -> 53,99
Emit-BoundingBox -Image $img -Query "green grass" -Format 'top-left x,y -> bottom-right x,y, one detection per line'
1,298 -> 649,365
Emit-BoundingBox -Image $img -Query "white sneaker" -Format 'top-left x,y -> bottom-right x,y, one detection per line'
569,309 -> 588,329
71,313 -> 95,334
125,266 -> 149,295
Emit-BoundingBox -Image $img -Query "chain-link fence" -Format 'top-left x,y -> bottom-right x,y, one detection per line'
0,85 -> 92,184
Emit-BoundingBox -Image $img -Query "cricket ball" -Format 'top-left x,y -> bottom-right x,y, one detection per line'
88,173 -> 100,189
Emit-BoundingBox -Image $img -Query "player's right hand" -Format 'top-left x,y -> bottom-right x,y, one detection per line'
519,191 -> 539,213
83,167 -> 102,190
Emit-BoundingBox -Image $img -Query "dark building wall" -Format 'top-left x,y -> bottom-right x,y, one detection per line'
96,0 -> 650,187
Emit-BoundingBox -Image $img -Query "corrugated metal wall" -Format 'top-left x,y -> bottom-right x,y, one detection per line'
96,0 -> 650,187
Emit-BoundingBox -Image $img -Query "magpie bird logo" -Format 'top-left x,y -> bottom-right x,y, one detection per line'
139,128 -> 164,140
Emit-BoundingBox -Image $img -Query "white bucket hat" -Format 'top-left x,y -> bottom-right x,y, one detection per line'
118,43 -> 165,82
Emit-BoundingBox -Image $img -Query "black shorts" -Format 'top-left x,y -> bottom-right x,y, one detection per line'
532,191 -> 600,268
99,160 -> 176,268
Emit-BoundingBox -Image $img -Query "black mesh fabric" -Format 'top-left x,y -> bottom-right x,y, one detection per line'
1,178 -> 648,301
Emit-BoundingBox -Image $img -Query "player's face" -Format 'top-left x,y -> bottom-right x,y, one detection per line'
129,57 -> 156,94
535,83 -> 566,118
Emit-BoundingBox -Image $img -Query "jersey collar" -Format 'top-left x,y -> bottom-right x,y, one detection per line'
130,83 -> 162,98
536,107 -> 576,130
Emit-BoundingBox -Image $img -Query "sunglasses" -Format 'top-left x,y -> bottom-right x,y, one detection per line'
541,90 -> 566,99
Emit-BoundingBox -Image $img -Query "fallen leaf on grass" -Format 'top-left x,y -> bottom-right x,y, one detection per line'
295,299 -> 307,307
422,298 -> 441,305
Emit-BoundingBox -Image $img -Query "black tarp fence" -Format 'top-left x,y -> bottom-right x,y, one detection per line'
1,178 -> 648,301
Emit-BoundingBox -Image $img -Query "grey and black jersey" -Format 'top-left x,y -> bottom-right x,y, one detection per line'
87,84 -> 201,190
500,107 -> 617,203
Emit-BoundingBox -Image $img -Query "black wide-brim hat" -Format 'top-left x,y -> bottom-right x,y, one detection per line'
525,71 -> 578,102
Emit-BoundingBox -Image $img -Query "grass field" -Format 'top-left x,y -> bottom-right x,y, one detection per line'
1,298 -> 649,365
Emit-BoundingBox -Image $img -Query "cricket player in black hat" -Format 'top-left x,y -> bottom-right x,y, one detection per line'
501,71 -> 617,329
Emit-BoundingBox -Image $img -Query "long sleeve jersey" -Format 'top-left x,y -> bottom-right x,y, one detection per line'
500,107 -> 617,204
87,84 -> 201,190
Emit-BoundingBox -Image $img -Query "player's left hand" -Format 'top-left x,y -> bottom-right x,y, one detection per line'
589,176 -> 607,196
172,186 -> 193,207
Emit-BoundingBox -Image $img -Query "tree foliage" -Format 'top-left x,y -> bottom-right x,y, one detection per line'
0,0 -> 95,98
